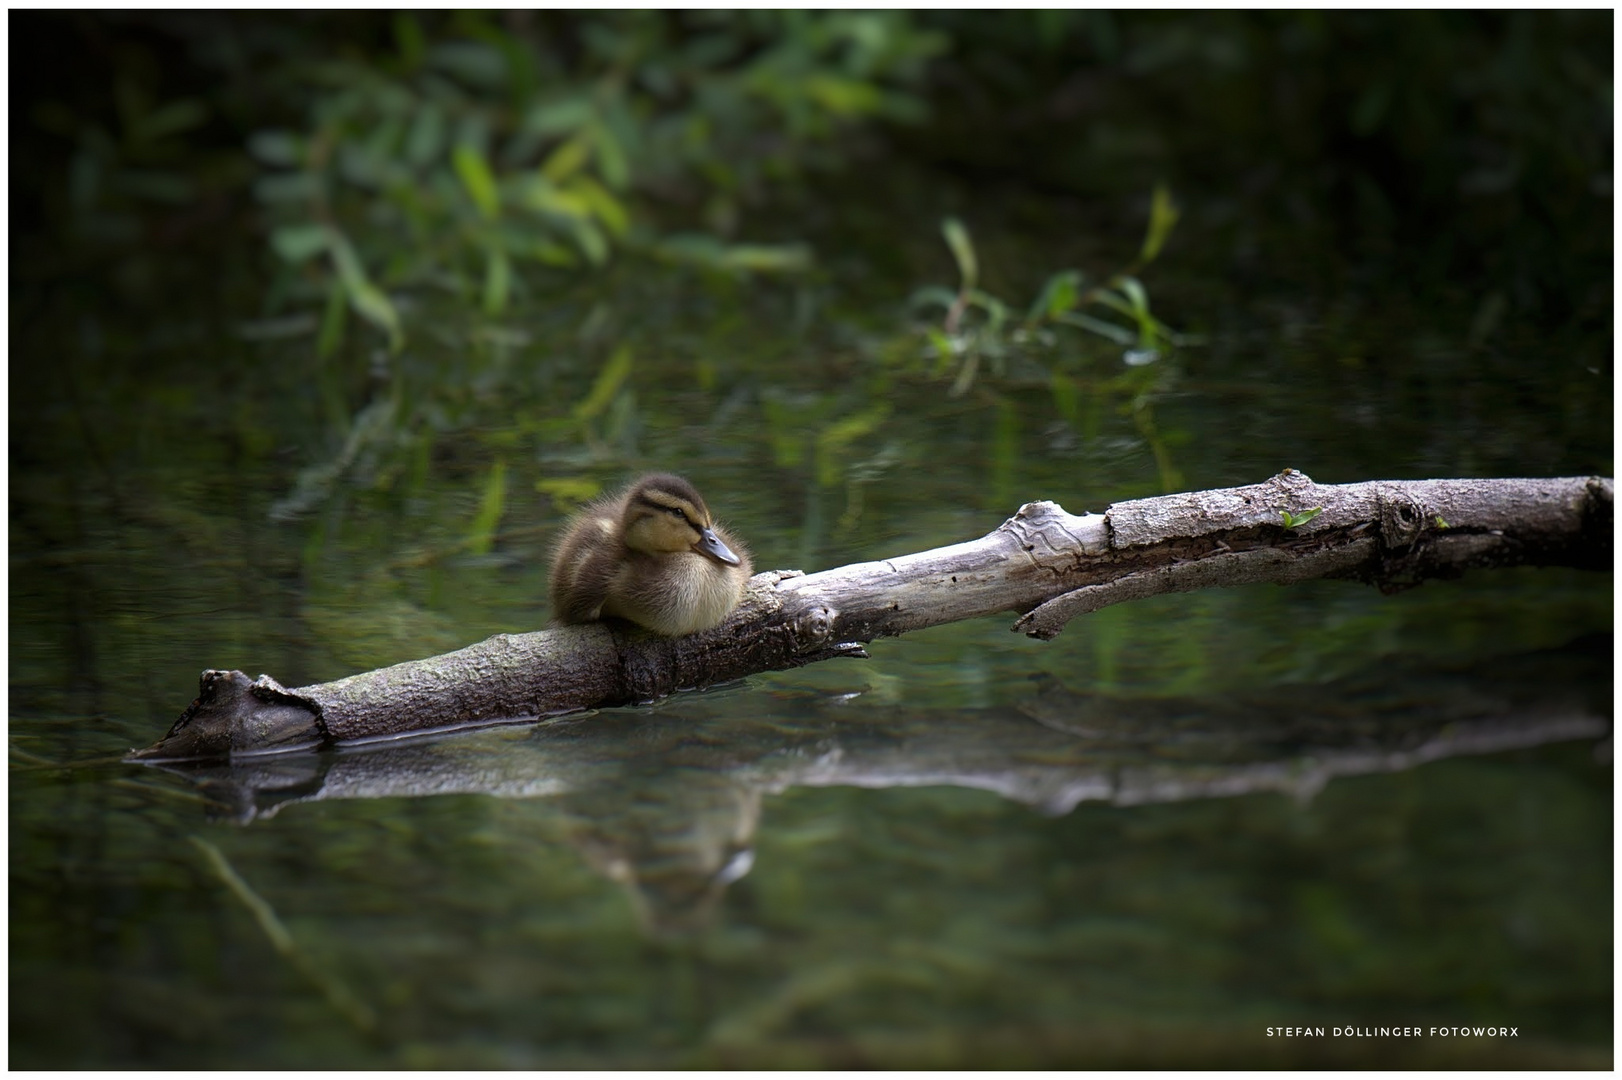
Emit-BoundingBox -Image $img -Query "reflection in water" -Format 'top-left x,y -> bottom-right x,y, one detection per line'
140,637 -> 1610,936
566,767 -> 761,936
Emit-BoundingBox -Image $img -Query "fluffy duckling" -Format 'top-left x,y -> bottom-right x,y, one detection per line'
549,474 -> 753,636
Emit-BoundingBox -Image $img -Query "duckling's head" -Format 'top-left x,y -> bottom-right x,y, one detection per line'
621,474 -> 743,566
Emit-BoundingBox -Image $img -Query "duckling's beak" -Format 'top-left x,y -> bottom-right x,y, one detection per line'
694,527 -> 742,566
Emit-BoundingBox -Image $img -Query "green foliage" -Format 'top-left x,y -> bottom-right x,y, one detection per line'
899,198 -> 1194,491
1280,507 -> 1324,529
1136,182 -> 1181,268
571,344 -> 635,426
911,194 -> 1191,396
26,12 -> 1603,517
245,11 -> 947,350
536,475 -> 604,512
814,403 -> 891,487
941,217 -> 979,293
466,458 -> 508,555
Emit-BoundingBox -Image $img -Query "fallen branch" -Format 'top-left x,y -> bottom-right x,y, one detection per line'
130,470 -> 1611,761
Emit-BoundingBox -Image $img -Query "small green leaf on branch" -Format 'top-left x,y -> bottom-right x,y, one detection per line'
1280,507 -> 1324,529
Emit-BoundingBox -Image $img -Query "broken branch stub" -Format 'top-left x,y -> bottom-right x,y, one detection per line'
129,471 -> 1611,761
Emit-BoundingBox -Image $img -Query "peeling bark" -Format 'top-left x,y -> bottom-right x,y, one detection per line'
129,471 -> 1612,762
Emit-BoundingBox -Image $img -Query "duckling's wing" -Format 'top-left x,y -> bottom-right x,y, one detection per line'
548,507 -> 623,624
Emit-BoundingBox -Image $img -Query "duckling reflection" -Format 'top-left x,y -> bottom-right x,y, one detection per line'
563,765 -> 762,938
549,473 -> 753,636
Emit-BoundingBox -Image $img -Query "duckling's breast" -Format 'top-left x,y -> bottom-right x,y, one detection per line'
604,550 -> 750,636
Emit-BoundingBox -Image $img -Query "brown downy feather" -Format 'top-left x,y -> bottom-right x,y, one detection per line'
548,474 -> 753,636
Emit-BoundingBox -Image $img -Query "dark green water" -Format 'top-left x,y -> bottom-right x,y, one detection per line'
10,22 -> 1614,1067
12,270 -> 1611,1067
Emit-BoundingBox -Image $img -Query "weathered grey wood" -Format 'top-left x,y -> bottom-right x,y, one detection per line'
128,471 -> 1611,761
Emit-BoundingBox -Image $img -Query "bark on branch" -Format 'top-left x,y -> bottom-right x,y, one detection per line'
130,470 -> 1612,762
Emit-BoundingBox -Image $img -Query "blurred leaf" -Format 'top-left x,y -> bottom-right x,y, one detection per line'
530,239 -> 578,267
572,344 -> 633,422
762,397 -> 807,467
131,99 -> 208,143
565,175 -> 630,236
1116,276 -> 1157,346
941,217 -> 978,291
30,100 -> 79,138
253,172 -> 320,203
525,98 -> 593,137
877,90 -> 930,124
1049,371 -> 1080,424
1351,82 -> 1393,136
1131,397 -> 1184,493
1139,182 -> 1180,266
1118,276 -> 1150,318
483,244 -> 511,316
652,232 -> 721,265
948,351 -> 980,398
392,12 -> 426,69
818,402 -> 891,450
404,105 -> 445,167
651,232 -> 812,274
522,177 -> 594,219
965,288 -> 1009,336
467,458 -> 507,556
69,149 -> 98,210
349,283 -> 405,352
453,144 -> 500,220
716,243 -> 813,273
602,385 -> 636,446
328,230 -> 404,351
1028,270 -> 1083,323
428,41 -> 507,89
1467,290 -> 1508,349
991,397 -> 1018,506
570,218 -> 610,267
592,123 -> 631,190
336,142 -> 389,189
815,403 -> 891,486
694,357 -> 717,391
270,223 -> 330,264
118,169 -> 193,203
318,279 -> 347,359
806,75 -> 883,115
1055,310 -> 1136,345
536,475 -> 602,511
248,130 -> 302,167
540,134 -> 591,183
908,285 -> 960,313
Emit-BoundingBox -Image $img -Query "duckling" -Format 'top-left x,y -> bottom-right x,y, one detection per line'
549,473 -> 753,636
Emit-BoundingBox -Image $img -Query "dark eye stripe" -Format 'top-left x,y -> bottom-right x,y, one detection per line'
634,493 -> 694,523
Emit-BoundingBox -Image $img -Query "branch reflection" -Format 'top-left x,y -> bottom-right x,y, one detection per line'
140,636 -> 1610,937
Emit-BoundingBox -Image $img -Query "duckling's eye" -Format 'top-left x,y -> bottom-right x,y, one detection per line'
667,507 -> 689,523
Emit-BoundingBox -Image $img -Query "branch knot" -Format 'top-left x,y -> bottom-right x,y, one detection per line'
791,604 -> 838,652
1377,485 -> 1429,549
